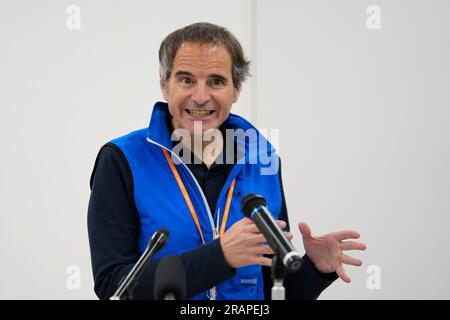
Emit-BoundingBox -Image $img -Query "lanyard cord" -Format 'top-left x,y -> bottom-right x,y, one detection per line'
162,148 -> 235,243
220,179 -> 235,236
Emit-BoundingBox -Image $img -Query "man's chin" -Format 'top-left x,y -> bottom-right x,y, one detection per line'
183,121 -> 219,134
188,128 -> 219,137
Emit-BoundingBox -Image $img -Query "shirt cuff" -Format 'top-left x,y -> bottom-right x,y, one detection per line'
206,238 -> 237,280
304,254 -> 339,282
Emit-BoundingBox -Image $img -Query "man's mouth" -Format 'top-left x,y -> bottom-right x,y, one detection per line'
185,109 -> 215,119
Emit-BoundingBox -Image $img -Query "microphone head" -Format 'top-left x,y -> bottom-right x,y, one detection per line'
285,253 -> 303,273
147,228 -> 169,250
153,255 -> 186,300
241,194 -> 267,218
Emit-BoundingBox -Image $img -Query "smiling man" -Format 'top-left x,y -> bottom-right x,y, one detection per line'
87,22 -> 366,300
163,42 -> 236,133
161,41 -> 237,168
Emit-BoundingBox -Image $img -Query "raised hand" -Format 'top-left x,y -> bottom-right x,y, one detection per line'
299,222 -> 367,283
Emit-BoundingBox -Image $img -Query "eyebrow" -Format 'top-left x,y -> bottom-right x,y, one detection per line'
174,71 -> 194,78
210,74 -> 229,83
174,71 -> 229,83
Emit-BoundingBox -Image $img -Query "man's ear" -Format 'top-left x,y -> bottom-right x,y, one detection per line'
233,88 -> 240,103
160,71 -> 169,101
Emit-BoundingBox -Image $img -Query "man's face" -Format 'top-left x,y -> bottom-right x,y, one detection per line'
161,42 -> 239,135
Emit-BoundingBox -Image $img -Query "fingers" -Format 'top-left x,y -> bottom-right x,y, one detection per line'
240,217 -> 254,225
248,231 -> 293,244
255,244 -> 274,255
298,222 -> 312,239
255,256 -> 272,267
342,254 -> 363,266
334,230 -> 360,241
284,231 -> 293,241
249,234 -> 267,243
277,220 -> 287,229
341,241 -> 367,251
336,265 -> 351,283
245,223 -> 262,234
245,220 -> 287,234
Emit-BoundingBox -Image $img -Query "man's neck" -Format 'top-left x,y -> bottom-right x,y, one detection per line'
171,119 -> 224,168
190,132 -> 223,169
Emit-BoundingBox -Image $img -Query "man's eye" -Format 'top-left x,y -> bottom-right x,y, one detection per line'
212,79 -> 224,86
180,77 -> 193,85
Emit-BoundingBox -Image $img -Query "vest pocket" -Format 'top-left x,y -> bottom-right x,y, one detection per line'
236,264 -> 261,299
238,265 -> 259,285
216,264 -> 262,300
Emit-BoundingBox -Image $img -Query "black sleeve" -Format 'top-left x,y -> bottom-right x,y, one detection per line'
87,143 -> 235,300
261,158 -> 338,300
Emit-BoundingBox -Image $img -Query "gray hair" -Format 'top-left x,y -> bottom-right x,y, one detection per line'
159,22 -> 251,91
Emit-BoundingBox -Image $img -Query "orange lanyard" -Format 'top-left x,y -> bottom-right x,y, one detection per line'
162,148 -> 236,243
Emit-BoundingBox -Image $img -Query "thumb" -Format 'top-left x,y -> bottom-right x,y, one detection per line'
298,222 -> 312,239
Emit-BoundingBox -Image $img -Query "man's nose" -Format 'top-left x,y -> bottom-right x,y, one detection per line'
191,82 -> 210,105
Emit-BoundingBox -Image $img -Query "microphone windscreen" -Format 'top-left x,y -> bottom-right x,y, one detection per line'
153,255 -> 186,300
147,228 -> 169,250
241,194 -> 267,218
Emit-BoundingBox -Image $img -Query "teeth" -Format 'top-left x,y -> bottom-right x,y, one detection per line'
188,110 -> 213,118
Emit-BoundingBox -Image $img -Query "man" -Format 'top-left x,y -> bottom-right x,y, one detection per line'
87,22 -> 366,300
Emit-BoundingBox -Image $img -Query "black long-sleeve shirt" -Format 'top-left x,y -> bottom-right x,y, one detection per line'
87,139 -> 337,300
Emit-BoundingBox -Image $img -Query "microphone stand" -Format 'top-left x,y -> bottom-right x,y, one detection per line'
109,246 -> 156,300
110,275 -> 134,300
271,255 -> 287,300
110,229 -> 168,300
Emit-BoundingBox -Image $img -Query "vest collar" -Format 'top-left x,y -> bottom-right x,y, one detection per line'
146,101 -> 276,161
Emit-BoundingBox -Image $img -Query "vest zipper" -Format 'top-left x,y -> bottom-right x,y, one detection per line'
215,207 -> 221,238
148,138 -> 223,300
146,137 -> 218,240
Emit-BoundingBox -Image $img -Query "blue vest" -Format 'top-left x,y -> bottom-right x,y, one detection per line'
110,102 -> 283,300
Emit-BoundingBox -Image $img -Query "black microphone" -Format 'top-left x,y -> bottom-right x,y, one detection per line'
110,228 -> 169,300
241,194 -> 303,273
153,255 -> 187,300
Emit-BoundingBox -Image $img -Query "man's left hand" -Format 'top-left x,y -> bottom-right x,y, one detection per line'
298,222 -> 367,283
